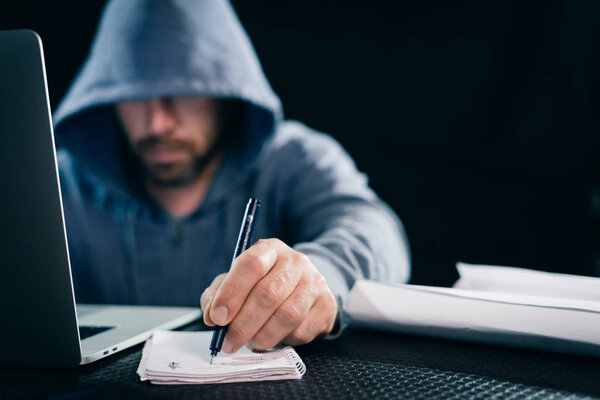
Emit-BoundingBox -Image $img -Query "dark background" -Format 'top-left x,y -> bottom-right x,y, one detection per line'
1,1 -> 598,286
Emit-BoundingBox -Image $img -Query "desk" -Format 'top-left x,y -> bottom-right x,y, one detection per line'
1,322 -> 599,399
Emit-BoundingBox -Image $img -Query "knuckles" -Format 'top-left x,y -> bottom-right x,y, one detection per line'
286,328 -> 315,346
294,252 -> 311,266
312,272 -> 327,288
252,238 -> 281,256
259,238 -> 283,248
250,329 -> 279,351
226,321 -> 252,344
223,276 -> 246,299
302,318 -> 327,340
254,279 -> 284,307
202,241 -> 336,349
276,303 -> 305,326
241,252 -> 268,276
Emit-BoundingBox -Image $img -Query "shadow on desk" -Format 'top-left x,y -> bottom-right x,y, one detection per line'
1,322 -> 599,399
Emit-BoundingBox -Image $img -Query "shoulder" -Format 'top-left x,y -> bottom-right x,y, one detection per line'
56,148 -> 81,191
256,120 -> 370,197
56,148 -> 108,203
56,148 -> 74,172
264,120 -> 355,170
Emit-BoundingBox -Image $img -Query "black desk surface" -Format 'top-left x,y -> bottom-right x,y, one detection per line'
2,322 -> 599,399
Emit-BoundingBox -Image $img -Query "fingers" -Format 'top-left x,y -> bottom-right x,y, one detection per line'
200,273 -> 227,326
281,291 -> 338,347
209,239 -> 283,326
202,238 -> 338,353
219,254 -> 305,353
245,278 -> 316,351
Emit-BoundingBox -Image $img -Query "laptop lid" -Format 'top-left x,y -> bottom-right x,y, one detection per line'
0,30 -> 81,367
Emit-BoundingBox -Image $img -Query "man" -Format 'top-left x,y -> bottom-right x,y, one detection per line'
53,0 -> 410,353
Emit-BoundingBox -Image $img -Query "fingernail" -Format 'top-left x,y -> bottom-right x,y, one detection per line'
211,305 -> 228,325
222,338 -> 234,353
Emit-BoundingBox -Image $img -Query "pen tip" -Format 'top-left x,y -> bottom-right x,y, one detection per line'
209,355 -> 214,365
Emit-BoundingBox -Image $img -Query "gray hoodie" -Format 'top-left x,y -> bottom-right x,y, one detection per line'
53,0 -> 410,307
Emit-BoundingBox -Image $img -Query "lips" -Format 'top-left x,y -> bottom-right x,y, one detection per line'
141,145 -> 190,163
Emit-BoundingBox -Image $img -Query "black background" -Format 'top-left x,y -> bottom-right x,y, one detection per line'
1,1 -> 598,286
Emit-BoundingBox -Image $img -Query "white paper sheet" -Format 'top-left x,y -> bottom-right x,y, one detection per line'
344,264 -> 600,356
137,330 -> 306,384
455,262 -> 600,302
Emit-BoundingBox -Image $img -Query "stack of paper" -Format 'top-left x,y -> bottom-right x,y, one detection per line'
454,262 -> 600,302
137,330 -> 306,384
345,262 -> 600,356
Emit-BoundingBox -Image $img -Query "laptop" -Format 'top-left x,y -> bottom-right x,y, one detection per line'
0,30 -> 201,368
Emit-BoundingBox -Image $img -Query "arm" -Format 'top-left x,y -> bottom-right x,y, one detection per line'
285,129 -> 411,303
201,123 -> 410,351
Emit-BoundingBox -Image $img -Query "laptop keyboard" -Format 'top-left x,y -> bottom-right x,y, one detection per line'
78,325 -> 114,340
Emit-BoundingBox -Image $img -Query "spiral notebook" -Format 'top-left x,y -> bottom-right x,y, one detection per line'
137,330 -> 306,384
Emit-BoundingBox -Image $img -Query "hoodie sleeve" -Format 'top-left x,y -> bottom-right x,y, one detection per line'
275,123 -> 411,308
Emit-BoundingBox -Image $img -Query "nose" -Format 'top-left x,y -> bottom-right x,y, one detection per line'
147,98 -> 177,136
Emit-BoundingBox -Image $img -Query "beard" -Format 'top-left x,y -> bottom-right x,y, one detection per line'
132,134 -> 226,188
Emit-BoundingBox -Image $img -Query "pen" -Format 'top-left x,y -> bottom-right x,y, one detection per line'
209,198 -> 261,365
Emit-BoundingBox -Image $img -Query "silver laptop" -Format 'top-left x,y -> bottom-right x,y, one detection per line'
0,29 -> 200,368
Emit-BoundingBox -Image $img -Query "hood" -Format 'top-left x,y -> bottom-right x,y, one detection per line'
53,0 -> 282,200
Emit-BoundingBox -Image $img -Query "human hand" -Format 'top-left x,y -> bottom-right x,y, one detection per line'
200,238 -> 338,353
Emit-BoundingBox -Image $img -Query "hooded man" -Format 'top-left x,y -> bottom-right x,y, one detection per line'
53,0 -> 410,353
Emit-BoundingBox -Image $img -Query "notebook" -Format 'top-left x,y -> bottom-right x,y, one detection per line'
137,331 -> 306,384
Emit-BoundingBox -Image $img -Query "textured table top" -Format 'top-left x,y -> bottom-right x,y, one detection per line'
1,323 -> 599,399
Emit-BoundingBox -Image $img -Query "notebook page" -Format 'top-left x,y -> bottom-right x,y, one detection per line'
138,330 -> 305,383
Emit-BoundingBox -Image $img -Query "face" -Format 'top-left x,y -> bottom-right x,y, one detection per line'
115,97 -> 220,186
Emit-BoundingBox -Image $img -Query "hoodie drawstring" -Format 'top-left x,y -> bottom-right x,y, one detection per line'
122,203 -> 142,303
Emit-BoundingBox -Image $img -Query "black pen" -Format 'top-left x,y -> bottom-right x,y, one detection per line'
209,198 -> 261,365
